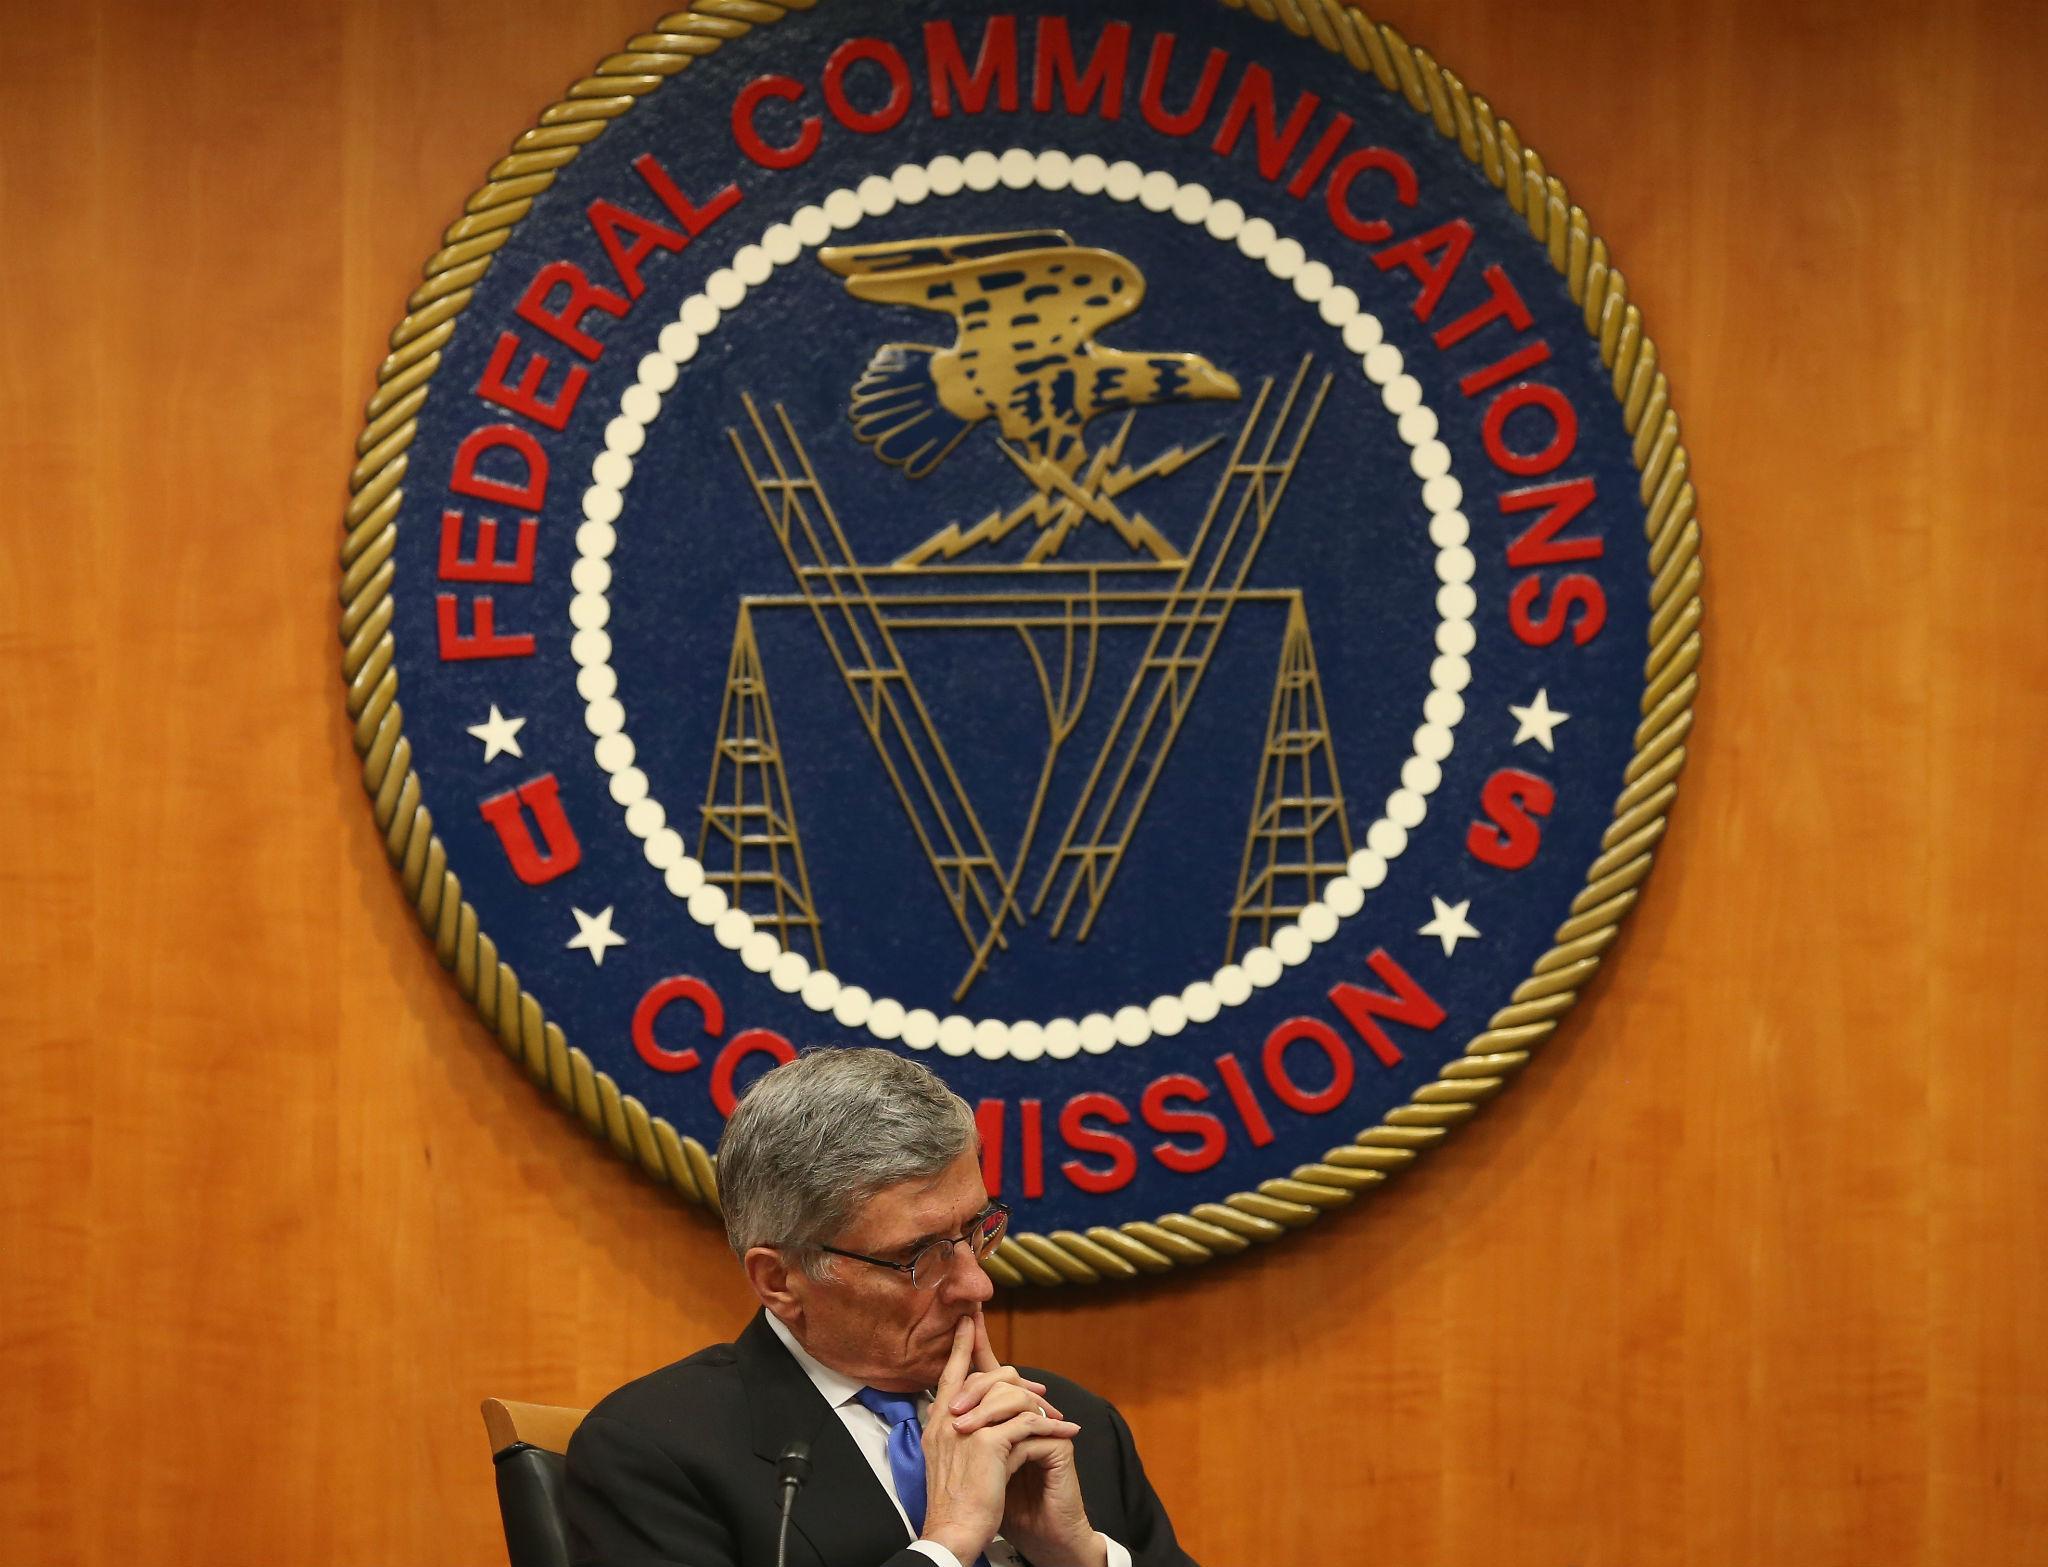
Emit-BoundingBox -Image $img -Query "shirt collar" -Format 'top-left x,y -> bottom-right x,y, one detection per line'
764,1309 -> 902,1412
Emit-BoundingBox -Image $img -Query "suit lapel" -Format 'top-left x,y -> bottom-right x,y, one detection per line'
735,1313 -> 918,1565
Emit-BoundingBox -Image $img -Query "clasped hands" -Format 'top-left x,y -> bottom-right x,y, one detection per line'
919,1312 -> 1105,1567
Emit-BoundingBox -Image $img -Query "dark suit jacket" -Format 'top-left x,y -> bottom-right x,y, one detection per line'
566,1313 -> 1197,1567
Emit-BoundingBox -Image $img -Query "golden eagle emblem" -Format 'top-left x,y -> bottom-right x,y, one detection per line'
820,230 -> 1241,563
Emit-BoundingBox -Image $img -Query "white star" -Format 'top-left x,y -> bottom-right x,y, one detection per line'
466,704 -> 526,763
1419,896 -> 1481,957
1509,688 -> 1570,752
566,906 -> 627,966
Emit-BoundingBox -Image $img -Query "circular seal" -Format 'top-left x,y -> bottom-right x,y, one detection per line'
340,0 -> 1701,1286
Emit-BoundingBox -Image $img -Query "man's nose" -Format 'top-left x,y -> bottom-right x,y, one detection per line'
938,1235 -> 995,1303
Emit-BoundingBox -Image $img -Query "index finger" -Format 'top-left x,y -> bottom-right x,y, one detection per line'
935,1314 -> 976,1399
971,1308 -> 1003,1374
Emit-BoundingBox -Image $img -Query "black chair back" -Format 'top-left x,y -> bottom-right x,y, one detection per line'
492,1440 -> 572,1567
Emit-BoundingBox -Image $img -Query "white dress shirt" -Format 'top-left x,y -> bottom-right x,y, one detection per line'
764,1314 -> 1130,1567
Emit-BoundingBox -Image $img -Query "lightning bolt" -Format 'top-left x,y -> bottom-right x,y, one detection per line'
1005,431 -> 1222,563
897,421 -> 1225,567
898,488 -> 1084,565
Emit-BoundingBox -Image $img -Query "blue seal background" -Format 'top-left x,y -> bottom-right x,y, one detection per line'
384,0 -> 1651,1232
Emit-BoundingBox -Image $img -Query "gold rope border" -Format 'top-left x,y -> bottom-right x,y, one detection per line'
339,0 -> 1701,1287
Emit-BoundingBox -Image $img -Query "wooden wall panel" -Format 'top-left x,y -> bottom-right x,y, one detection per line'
2,2 -> 2042,1564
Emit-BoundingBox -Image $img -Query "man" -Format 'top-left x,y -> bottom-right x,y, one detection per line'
566,1048 -> 1197,1567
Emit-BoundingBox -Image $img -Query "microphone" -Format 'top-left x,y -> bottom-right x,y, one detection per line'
775,1440 -> 811,1567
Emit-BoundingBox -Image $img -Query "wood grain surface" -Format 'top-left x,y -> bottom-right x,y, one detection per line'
2,2 -> 2043,1564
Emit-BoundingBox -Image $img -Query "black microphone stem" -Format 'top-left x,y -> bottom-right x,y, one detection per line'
774,1440 -> 811,1567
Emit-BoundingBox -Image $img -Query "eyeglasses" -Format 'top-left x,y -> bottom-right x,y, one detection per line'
813,1200 -> 1010,1288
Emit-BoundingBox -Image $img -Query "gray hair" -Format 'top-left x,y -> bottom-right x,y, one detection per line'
716,1048 -> 976,1271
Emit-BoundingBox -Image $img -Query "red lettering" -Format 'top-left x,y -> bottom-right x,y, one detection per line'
1374,218 -> 1474,322
1467,768 -> 1556,870
1284,112 -> 1353,199
1262,1018 -> 1355,1115
437,509 -> 536,584
451,423 -> 547,511
1459,339 -> 1552,399
1504,477 -> 1602,568
1327,949 -> 1445,1068
1509,572 -> 1607,646
476,332 -> 586,430
631,975 -> 722,1073
823,38 -> 913,135
587,197 -> 685,302
711,1029 -> 797,1116
1020,1097 -> 1045,1200
436,595 -> 535,662
1032,18 -> 1128,119
1059,1092 -> 1137,1194
477,774 -> 581,884
1325,147 -> 1418,242
975,1098 -> 1006,1196
632,152 -> 741,237
1140,1074 -> 1227,1174
515,260 -> 627,360
1433,264 -> 1533,349
1213,1052 -> 1275,1147
708,1032 -> 794,1122
1482,381 -> 1578,475
1210,64 -> 1319,181
732,75 -> 821,170
1139,33 -> 1227,137
925,17 -> 1018,118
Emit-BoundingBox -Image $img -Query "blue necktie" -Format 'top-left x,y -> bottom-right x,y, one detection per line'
853,1387 -> 995,1566
853,1386 -> 928,1536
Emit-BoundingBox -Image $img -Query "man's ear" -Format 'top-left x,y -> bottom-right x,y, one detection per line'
744,1245 -> 807,1328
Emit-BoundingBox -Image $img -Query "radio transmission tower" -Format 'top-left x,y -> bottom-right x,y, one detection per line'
1036,357 -> 1332,941
1226,595 -> 1353,961
697,605 -> 826,964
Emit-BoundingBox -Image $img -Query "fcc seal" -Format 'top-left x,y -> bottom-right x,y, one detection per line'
340,1 -> 1701,1285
